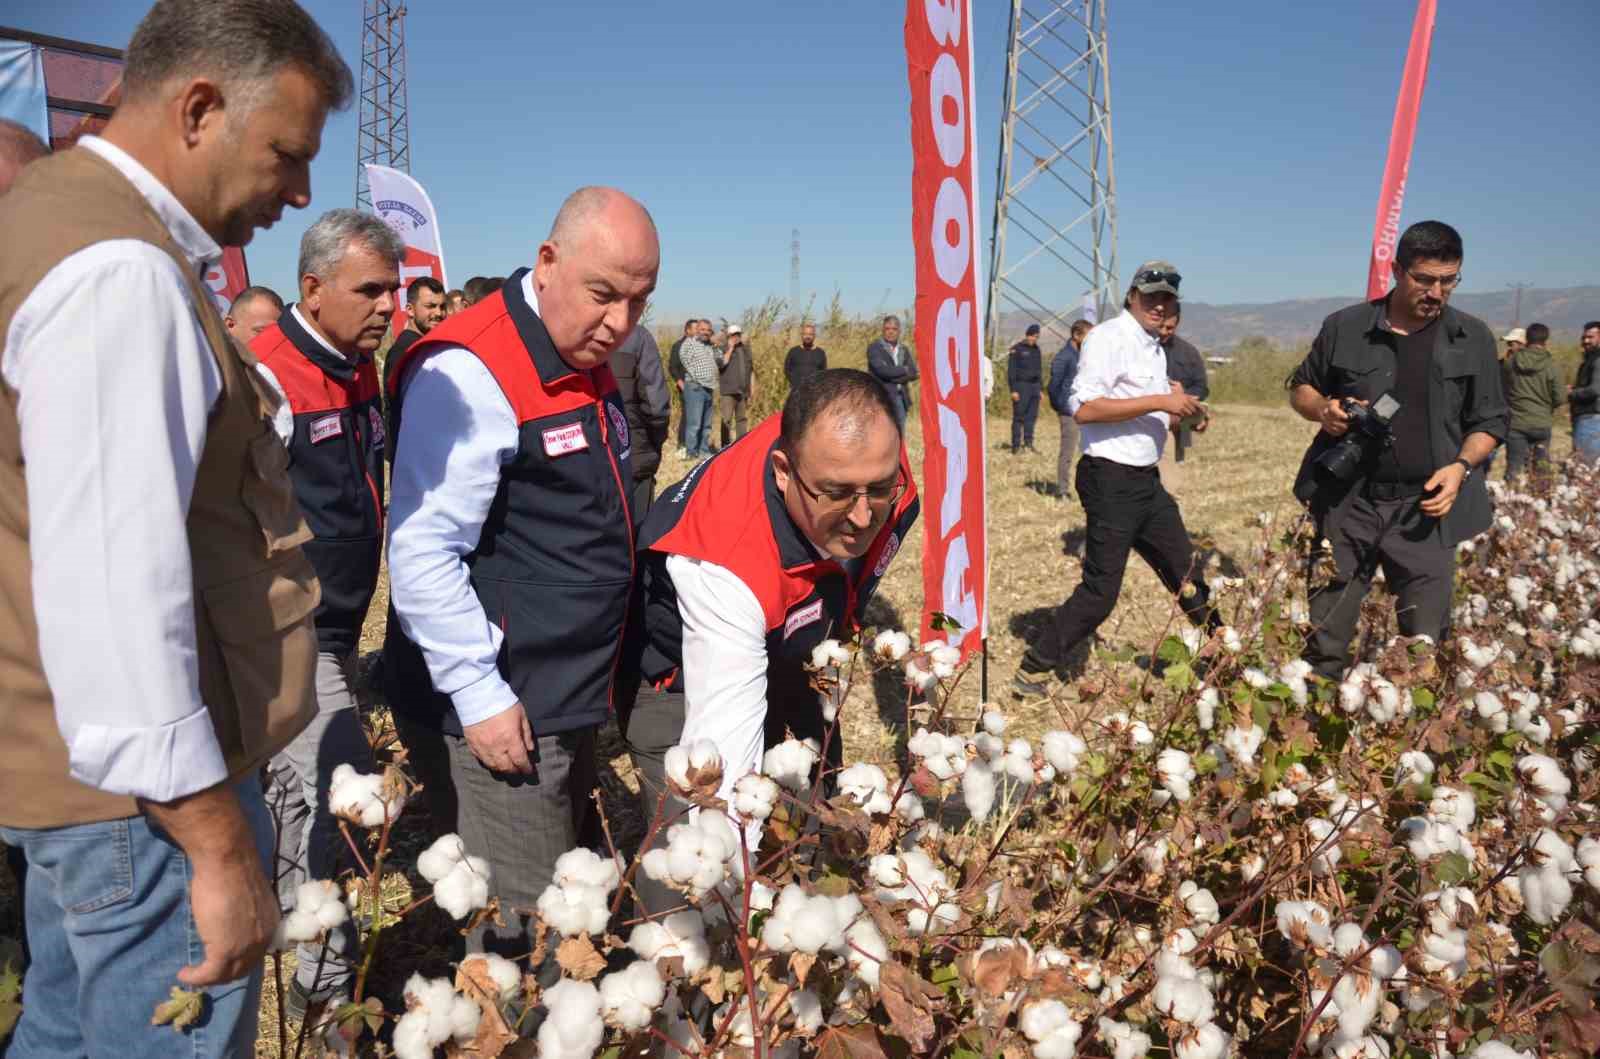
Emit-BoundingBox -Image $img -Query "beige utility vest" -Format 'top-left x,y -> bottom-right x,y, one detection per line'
0,146 -> 319,828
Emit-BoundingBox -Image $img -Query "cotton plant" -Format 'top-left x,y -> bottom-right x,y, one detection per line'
416,832 -> 493,920
328,762 -> 407,829
391,974 -> 480,1059
273,878 -> 349,949
536,846 -> 621,938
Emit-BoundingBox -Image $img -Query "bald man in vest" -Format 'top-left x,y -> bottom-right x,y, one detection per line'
384,187 -> 659,962
0,1 -> 350,1054
622,369 -> 920,914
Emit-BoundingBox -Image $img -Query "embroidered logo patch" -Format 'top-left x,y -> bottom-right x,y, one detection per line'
873,532 -> 902,578
542,421 -> 589,457
783,598 -> 825,640
309,413 -> 343,444
608,402 -> 630,450
368,406 -> 386,448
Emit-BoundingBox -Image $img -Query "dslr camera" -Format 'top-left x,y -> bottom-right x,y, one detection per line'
1314,392 -> 1401,486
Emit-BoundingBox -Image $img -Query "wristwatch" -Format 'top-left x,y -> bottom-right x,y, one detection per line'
1452,457 -> 1473,479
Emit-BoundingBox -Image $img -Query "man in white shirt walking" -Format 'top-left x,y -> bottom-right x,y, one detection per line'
1013,262 -> 1217,696
0,1 -> 350,1054
622,369 -> 919,914
382,187 -> 658,961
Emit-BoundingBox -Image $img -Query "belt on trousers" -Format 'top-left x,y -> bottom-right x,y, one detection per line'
1361,479 -> 1427,501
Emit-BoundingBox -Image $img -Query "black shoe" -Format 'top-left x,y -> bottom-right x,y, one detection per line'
1010,670 -> 1052,698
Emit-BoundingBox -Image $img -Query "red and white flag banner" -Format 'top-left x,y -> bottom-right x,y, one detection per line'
905,0 -> 988,659
202,247 -> 251,316
1365,0 -> 1437,301
364,163 -> 449,335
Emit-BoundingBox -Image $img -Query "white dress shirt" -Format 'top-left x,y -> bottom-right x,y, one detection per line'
1068,308 -> 1172,467
1,135 -> 229,802
385,271 -> 533,727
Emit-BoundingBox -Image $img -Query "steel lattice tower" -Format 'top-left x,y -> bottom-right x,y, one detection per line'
355,0 -> 411,208
985,0 -> 1118,347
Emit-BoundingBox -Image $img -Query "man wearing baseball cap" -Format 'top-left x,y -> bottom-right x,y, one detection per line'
1006,323 -> 1044,452
1013,261 -> 1217,696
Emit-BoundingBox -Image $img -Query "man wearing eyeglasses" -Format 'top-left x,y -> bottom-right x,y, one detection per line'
621,369 -> 919,905
1287,220 -> 1506,680
1012,261 -> 1217,697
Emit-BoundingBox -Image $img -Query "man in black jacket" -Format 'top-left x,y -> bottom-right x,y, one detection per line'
1287,220 -> 1507,679
784,321 -> 828,391
610,324 -> 672,523
1157,307 -> 1210,492
1007,324 -> 1044,452
1571,320 -> 1600,462
867,315 -> 918,427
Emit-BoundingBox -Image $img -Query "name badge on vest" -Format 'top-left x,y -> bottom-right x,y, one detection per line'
310,413 -> 343,444
783,598 -> 825,640
542,421 -> 589,457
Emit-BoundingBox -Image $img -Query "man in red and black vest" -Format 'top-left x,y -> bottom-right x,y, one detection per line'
622,369 -> 919,910
252,207 -> 402,1015
383,187 -> 659,960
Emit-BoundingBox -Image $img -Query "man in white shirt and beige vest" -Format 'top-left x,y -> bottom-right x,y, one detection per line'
0,1 -> 350,1054
1013,262 -> 1220,696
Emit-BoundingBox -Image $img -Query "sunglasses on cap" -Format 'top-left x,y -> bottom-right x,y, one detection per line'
1135,269 -> 1182,290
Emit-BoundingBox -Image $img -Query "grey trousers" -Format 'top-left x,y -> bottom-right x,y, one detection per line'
1056,414 -> 1080,496
1305,492 -> 1455,680
621,688 -> 692,920
394,712 -> 597,962
265,649 -> 373,998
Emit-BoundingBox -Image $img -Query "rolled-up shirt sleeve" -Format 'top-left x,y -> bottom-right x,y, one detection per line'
5,244 -> 226,801
1462,328 -> 1510,443
386,348 -> 521,727
672,555 -> 770,814
1066,329 -> 1116,413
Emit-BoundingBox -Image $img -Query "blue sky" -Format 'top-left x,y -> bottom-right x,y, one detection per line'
10,0 -> 1598,318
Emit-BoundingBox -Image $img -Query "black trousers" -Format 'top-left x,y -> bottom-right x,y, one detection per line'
1023,455 -> 1213,674
1011,385 -> 1041,448
1304,489 -> 1455,680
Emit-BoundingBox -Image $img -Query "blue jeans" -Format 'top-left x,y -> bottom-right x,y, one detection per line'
1574,414 -> 1600,462
683,382 -> 714,457
0,776 -> 274,1058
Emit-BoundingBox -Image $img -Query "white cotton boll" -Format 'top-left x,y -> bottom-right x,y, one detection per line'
477,953 -> 521,1002
599,960 -> 664,1031
873,629 -> 912,662
894,791 -> 927,823
1219,626 -> 1242,653
1157,749 -> 1197,803
1239,853 -> 1265,883
789,988 -> 824,1034
1019,999 -> 1083,1059
628,909 -> 709,976
904,657 -> 937,691
1468,1044 -> 1535,1059
1002,739 -> 1037,784
1396,751 -> 1435,786
1107,713 -> 1155,748
1196,687 -> 1218,731
1098,1018 -> 1153,1059
837,763 -> 893,815
924,640 -> 962,676
973,731 -> 1005,761
1516,754 -> 1571,817
1043,730 -> 1087,774
1577,836 -> 1600,892
1474,691 -> 1509,733
810,638 -> 852,669
1180,625 -> 1205,656
1417,926 -> 1468,980
732,773 -> 780,821
1397,817 -> 1473,866
536,879 -> 611,938
1222,723 -> 1264,767
1173,1023 -> 1230,1059
1520,830 -> 1576,925
538,978 -> 604,1059
1152,976 -> 1215,1025
1276,900 -> 1334,950
664,738 -> 723,793
963,760 -> 997,822
1179,881 -> 1220,925
1429,787 -> 1476,830
981,708 -> 1008,736
417,833 -> 469,883
1138,837 -> 1170,875
1267,788 -> 1298,808
844,915 -> 888,986
1306,818 -> 1342,876
763,738 -> 821,791
1327,1035 -> 1391,1059
551,847 -> 621,894
328,763 -> 406,829
390,1009 -> 435,1059
433,856 -> 492,920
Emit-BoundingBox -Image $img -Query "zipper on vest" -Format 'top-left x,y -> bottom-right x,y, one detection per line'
352,413 -> 384,534
596,396 -> 634,714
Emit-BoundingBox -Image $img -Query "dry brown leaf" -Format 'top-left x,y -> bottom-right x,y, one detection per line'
456,956 -> 521,1058
790,951 -> 818,988
555,935 -> 606,981
878,961 -> 942,1052
814,1023 -> 890,1059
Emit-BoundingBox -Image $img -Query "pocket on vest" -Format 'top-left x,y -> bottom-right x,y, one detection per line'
198,557 -> 320,766
241,429 -> 315,558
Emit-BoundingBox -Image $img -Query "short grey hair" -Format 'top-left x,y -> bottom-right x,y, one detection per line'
124,0 -> 353,114
297,208 -> 405,281
884,315 -> 901,327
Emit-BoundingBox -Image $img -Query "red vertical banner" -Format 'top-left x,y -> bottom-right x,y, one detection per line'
1366,0 -> 1437,300
202,247 -> 251,316
905,0 -> 988,659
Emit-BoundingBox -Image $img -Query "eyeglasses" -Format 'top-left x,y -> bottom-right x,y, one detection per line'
1405,269 -> 1462,291
789,461 -> 906,514
1134,269 -> 1182,290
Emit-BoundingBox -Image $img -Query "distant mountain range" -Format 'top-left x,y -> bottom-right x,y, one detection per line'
1004,286 -> 1599,353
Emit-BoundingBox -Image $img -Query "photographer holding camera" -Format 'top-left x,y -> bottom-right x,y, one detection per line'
1288,221 -> 1507,680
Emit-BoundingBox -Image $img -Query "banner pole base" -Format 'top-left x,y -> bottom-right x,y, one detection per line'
980,638 -> 989,705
